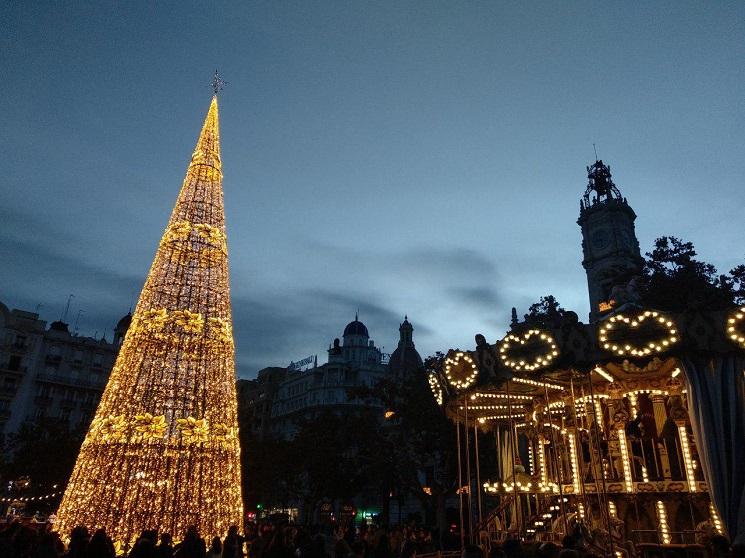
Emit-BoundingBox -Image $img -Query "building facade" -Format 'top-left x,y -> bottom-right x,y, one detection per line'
269,316 -> 412,438
236,366 -> 288,440
0,301 -> 127,438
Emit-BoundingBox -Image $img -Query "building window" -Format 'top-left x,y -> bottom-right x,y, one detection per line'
14,335 -> 27,349
8,355 -> 22,371
37,384 -> 52,397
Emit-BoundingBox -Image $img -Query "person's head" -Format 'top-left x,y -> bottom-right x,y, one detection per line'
211,536 -> 222,552
185,525 -> 200,540
502,538 -> 522,558
538,542 -> 560,558
489,547 -> 506,558
91,528 -> 108,541
160,533 -> 173,546
462,544 -> 484,558
561,535 -> 576,550
709,535 -> 730,557
229,525 -> 239,536
352,541 -> 366,557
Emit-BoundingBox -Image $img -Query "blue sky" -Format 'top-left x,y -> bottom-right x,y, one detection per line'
1,2 -> 743,377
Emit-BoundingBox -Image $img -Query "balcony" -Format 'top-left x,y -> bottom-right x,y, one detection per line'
34,395 -> 53,407
1,364 -> 27,375
60,398 -> 77,409
80,399 -> 99,411
1,385 -> 17,396
36,372 -> 105,390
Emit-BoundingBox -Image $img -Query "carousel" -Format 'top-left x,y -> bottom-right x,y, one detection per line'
427,305 -> 745,555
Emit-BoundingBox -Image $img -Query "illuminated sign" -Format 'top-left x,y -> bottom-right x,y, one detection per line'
288,355 -> 316,371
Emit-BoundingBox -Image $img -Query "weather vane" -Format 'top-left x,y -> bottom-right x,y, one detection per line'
211,70 -> 227,95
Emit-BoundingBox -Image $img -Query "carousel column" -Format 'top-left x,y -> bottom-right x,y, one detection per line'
653,392 -> 674,482
607,384 -> 633,493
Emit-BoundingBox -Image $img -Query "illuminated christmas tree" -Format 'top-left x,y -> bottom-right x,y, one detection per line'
56,92 -> 243,547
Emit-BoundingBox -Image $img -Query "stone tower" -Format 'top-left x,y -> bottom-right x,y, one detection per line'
577,160 -> 643,322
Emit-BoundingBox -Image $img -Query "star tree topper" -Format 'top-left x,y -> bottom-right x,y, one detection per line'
211,70 -> 227,95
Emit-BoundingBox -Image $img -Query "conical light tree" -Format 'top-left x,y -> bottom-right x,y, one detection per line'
56,95 -> 243,546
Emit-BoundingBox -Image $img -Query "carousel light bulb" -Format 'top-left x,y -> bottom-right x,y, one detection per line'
617,429 -> 634,492
567,432 -> 581,494
656,501 -> 671,544
678,425 -> 697,492
709,502 -> 723,534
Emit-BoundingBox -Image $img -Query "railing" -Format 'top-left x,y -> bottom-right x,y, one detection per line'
0,365 -> 27,374
418,552 -> 461,558
632,530 -> 699,546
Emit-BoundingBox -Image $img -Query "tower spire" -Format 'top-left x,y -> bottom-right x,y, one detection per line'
56,95 -> 243,546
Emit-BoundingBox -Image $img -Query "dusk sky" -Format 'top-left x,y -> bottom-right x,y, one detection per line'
1,3 -> 743,377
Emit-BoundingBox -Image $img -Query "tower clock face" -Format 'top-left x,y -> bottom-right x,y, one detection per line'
592,229 -> 611,251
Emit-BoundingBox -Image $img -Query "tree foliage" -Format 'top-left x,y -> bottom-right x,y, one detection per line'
641,236 -> 742,311
1,420 -> 84,489
523,295 -> 565,326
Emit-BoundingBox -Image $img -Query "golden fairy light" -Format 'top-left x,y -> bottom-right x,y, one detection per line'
55,96 -> 243,548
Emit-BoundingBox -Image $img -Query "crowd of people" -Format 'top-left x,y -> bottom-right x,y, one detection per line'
0,520 -> 742,558
0,520 -> 439,558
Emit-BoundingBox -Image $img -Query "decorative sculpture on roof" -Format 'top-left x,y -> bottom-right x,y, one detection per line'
582,160 -> 623,206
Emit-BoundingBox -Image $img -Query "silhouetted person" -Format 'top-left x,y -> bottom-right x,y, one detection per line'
155,534 -> 174,558
86,528 -> 115,558
265,529 -> 293,558
206,537 -> 222,558
174,526 -> 206,558
64,526 -> 90,558
36,531 -> 62,558
223,525 -> 244,558
130,530 -> 159,558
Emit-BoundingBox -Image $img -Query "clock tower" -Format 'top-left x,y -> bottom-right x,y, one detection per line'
577,160 -> 643,322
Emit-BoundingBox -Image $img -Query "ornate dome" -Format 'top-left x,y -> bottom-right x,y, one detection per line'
388,345 -> 423,375
49,320 -> 69,332
388,315 -> 422,375
343,319 -> 369,337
